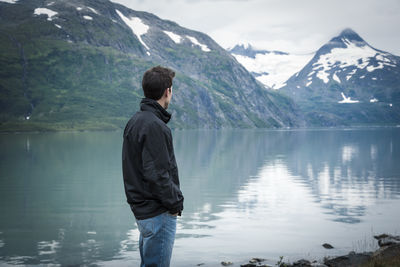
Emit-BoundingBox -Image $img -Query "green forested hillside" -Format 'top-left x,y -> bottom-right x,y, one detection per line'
0,0 -> 302,131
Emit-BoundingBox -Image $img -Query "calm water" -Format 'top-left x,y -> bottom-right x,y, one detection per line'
0,128 -> 399,266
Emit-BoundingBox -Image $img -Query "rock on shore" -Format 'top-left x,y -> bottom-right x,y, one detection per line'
322,234 -> 400,267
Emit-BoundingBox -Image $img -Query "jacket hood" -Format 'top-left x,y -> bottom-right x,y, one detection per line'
140,98 -> 171,124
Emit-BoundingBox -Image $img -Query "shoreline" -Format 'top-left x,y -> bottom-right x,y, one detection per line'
1,124 -> 400,134
212,234 -> 400,267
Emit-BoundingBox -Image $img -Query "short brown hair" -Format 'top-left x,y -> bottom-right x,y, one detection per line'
142,66 -> 175,100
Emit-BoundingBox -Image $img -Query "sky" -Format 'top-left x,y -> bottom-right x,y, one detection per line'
112,0 -> 400,56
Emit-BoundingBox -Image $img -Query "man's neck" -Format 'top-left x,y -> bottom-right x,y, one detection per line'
157,99 -> 167,109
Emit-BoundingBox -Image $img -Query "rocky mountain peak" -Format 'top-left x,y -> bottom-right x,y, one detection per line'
339,28 -> 364,41
229,43 -> 288,59
229,43 -> 258,58
315,28 -> 368,57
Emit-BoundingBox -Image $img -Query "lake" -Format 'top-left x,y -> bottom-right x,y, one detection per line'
0,128 -> 399,266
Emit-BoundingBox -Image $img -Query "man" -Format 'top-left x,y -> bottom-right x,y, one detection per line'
122,66 -> 184,267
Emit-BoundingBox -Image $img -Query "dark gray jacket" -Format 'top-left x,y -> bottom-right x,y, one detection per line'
122,98 -> 184,220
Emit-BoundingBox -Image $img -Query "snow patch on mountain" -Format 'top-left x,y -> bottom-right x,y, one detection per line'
76,6 -> 99,14
0,0 -> 18,4
366,63 -> 384,72
186,35 -> 210,52
333,72 -> 341,83
316,69 -> 330,83
116,10 -> 150,51
163,31 -> 182,44
313,38 -> 395,83
346,69 -> 357,81
232,51 -> 313,89
34,8 -> 58,21
87,7 -> 99,14
338,92 -> 359,103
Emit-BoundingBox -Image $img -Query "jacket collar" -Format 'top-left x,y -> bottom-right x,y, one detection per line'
140,98 -> 171,124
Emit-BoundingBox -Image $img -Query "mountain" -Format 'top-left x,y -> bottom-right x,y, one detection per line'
280,28 -> 400,126
228,43 -> 313,90
229,42 -> 289,58
0,0 -> 302,131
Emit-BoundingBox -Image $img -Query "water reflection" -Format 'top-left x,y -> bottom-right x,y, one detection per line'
0,128 -> 399,266
280,129 -> 400,224
175,129 -> 399,227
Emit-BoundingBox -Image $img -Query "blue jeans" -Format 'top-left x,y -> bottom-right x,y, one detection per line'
136,212 -> 177,267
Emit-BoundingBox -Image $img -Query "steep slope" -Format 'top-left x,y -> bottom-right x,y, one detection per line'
0,0 -> 302,131
280,28 -> 400,126
229,43 -> 313,90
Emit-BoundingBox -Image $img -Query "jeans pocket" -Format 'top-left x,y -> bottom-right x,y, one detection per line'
165,212 -> 177,219
137,219 -> 154,238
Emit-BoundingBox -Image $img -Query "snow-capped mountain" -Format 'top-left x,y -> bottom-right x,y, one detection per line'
228,43 -> 313,89
0,0 -> 302,131
280,28 -> 400,125
282,28 -> 400,104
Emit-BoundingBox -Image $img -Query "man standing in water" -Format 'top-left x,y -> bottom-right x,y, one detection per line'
122,66 -> 184,267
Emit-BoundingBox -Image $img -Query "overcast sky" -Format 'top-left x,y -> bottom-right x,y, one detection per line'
112,0 -> 400,55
